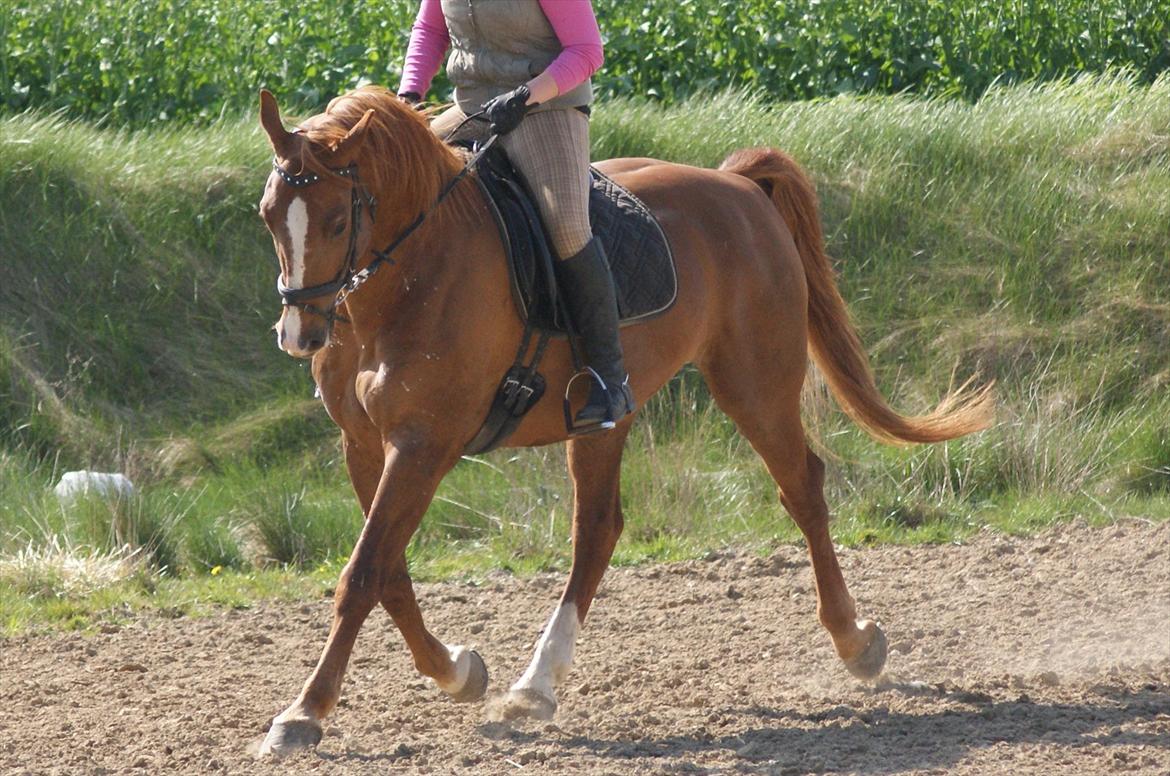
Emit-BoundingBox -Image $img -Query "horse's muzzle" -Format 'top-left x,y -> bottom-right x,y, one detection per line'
276,310 -> 328,358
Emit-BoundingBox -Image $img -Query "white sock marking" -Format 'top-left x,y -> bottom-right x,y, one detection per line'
511,602 -> 579,699
432,644 -> 473,694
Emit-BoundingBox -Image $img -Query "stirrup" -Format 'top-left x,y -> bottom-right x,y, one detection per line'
562,368 -> 632,436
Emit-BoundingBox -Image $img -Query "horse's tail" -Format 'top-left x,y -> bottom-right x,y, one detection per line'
718,147 -> 993,444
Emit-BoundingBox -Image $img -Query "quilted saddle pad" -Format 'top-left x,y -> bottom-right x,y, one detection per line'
472,142 -> 677,332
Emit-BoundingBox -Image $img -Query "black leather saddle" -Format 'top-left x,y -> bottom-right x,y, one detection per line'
450,119 -> 677,332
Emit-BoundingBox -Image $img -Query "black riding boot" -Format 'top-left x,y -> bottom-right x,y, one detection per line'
555,237 -> 635,431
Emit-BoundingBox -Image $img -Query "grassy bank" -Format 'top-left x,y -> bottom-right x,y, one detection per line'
1,74 -> 1168,633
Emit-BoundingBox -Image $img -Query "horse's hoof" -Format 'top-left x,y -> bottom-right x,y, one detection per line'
257,716 -> 323,758
448,649 -> 489,703
843,620 -> 888,680
486,688 -> 557,722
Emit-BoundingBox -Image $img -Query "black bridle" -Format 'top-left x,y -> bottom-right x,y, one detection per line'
273,159 -> 375,324
271,128 -> 496,328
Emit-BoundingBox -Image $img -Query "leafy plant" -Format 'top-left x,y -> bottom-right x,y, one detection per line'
3,0 -> 1167,126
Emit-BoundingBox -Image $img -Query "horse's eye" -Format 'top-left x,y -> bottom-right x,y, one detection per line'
331,220 -> 347,237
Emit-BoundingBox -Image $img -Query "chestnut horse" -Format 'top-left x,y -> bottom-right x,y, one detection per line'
256,86 -> 991,756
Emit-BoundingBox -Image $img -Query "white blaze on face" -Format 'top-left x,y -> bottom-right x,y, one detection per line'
286,196 -> 309,286
511,602 -> 580,699
278,196 -> 310,352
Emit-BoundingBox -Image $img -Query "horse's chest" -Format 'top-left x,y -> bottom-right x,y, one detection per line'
354,366 -> 388,407
353,361 -> 430,425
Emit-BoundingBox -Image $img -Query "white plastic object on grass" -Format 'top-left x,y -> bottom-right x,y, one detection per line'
54,471 -> 136,505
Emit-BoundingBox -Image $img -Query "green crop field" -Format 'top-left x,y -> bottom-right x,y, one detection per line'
0,0 -> 1168,633
4,0 -> 1168,124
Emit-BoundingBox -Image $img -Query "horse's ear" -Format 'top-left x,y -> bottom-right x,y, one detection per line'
330,109 -> 375,164
259,89 -> 296,158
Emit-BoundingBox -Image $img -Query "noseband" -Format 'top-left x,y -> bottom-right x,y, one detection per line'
271,131 -> 497,329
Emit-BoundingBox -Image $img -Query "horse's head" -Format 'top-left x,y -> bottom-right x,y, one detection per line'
258,89 -> 377,357
259,86 -> 452,358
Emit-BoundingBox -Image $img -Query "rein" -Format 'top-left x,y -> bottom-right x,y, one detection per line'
273,128 -> 497,325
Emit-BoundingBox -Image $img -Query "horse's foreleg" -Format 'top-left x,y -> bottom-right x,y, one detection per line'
380,555 -> 490,702
330,434 -> 488,703
494,427 -> 630,720
259,441 -> 458,757
342,429 -> 383,517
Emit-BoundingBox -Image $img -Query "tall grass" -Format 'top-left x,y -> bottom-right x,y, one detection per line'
1,75 -> 1168,629
594,76 -> 1170,400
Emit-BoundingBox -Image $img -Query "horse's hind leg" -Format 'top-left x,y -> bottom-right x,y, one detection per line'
700,352 -> 888,679
493,425 -> 631,720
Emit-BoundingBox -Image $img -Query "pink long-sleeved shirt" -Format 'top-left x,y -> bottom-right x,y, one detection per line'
398,0 -> 604,98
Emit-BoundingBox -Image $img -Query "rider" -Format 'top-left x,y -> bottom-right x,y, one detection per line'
397,0 -> 634,432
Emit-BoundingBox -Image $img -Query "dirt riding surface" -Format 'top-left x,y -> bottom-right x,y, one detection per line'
4,519 -> 1168,775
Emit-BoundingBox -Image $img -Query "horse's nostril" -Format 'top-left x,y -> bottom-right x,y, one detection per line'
299,335 -> 325,352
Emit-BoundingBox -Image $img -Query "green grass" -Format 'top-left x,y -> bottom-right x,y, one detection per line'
1,74 -> 1168,634
0,551 -> 334,635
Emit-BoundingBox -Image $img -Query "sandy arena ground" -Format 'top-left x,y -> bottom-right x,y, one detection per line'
3,519 -> 1168,774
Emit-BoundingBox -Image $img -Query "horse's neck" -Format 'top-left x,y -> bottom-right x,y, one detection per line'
343,181 -> 513,354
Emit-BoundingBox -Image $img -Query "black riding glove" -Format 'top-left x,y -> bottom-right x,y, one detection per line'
398,91 -> 427,111
482,85 -> 535,136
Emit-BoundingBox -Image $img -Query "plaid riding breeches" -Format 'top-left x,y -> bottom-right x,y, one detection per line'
431,105 -> 594,258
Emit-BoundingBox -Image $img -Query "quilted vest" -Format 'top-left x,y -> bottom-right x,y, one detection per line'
441,0 -> 594,115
